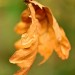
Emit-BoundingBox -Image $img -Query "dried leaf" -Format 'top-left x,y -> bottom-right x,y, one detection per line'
54,27 -> 71,59
9,0 -> 71,75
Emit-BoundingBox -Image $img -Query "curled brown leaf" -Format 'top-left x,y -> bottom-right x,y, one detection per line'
9,0 -> 71,75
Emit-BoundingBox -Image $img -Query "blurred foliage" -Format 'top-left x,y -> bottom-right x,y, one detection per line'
0,0 -> 75,75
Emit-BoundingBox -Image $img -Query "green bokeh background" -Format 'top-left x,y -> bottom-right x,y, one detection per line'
0,0 -> 75,75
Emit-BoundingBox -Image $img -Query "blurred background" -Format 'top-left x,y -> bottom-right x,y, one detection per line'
0,0 -> 75,75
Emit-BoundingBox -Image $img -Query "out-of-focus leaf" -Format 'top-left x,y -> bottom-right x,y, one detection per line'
9,0 -> 71,75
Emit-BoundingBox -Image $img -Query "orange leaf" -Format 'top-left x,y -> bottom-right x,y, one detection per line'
9,0 -> 71,75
